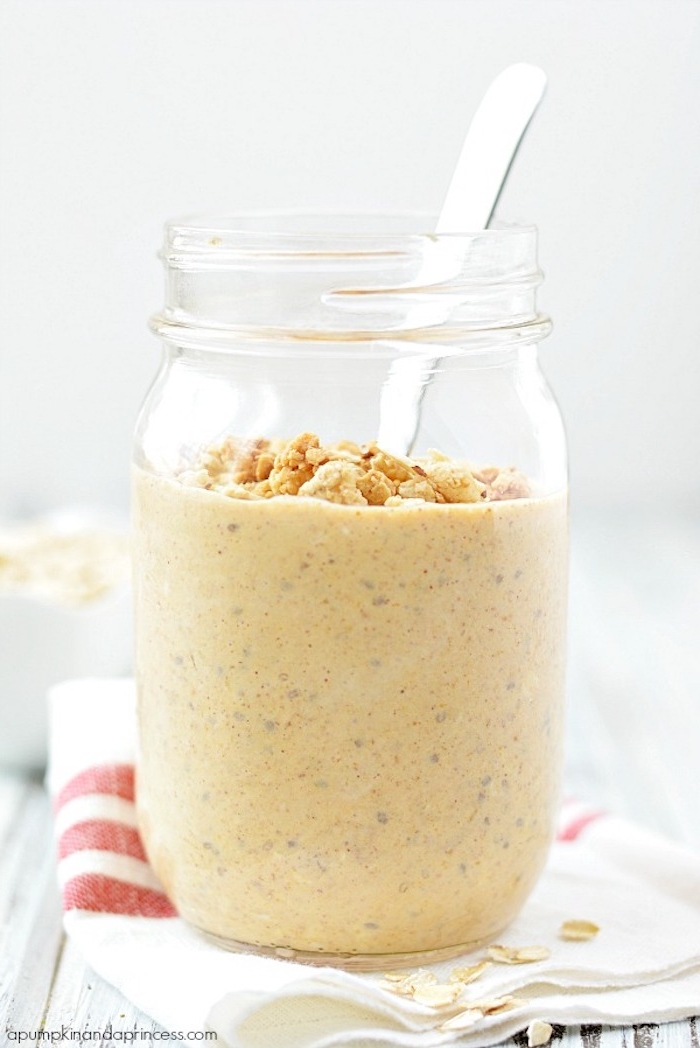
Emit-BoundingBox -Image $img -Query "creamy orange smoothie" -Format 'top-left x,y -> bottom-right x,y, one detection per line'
133,433 -> 567,963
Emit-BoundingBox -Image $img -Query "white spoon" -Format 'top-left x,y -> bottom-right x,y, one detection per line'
377,63 -> 547,454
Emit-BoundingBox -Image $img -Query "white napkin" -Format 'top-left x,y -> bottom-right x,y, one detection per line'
47,678 -> 700,1047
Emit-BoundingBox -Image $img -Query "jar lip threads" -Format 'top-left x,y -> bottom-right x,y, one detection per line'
154,217 -> 548,350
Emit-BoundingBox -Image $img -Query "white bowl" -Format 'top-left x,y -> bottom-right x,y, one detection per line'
0,512 -> 133,771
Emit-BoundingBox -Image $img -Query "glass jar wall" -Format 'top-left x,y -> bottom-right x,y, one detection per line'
132,214 -> 568,969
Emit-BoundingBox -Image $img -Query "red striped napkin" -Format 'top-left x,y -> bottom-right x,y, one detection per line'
55,763 -> 176,919
47,679 -> 700,1048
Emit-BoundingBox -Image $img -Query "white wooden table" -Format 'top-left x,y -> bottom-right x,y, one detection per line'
1,511 -> 699,1046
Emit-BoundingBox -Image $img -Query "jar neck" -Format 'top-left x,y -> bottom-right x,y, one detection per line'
153,214 -> 551,350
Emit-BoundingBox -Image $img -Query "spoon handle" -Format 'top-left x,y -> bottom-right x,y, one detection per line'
435,63 -> 547,234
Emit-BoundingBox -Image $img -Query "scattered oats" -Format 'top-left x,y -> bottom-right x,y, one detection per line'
378,980 -> 405,996
468,995 -> 521,1014
436,996 -> 522,1032
403,969 -> 437,991
449,960 -> 492,984
377,980 -> 408,995
437,1008 -> 484,1032
412,983 -> 464,1008
487,944 -> 550,964
560,919 -> 600,942
380,971 -> 413,983
527,1019 -> 554,1046
512,946 -> 550,963
379,968 -> 438,996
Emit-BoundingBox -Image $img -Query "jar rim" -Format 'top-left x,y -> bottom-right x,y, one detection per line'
163,211 -> 538,260
157,212 -> 547,345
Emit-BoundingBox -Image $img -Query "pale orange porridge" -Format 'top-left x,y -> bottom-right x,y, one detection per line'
133,433 -> 567,961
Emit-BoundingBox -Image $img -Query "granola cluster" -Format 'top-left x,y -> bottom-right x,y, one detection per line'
177,432 -> 531,506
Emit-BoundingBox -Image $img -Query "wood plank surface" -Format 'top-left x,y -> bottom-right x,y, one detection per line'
0,775 -> 165,1040
1,512 -> 698,1045
0,776 -> 63,1032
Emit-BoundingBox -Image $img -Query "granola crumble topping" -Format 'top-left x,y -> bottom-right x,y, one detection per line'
173,432 -> 532,506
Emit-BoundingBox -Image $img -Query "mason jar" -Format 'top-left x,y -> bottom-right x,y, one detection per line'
132,213 -> 568,970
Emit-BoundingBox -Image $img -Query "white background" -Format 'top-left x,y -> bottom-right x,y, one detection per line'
1,0 -> 699,519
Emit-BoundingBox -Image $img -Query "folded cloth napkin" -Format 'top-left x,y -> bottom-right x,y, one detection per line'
47,678 -> 700,1048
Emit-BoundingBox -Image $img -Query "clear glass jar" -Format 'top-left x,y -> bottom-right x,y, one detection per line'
132,213 -> 568,970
